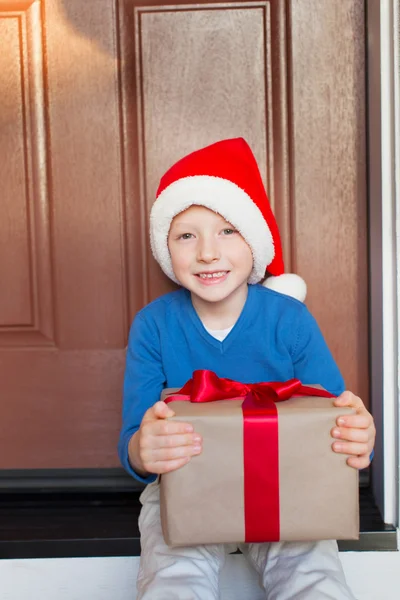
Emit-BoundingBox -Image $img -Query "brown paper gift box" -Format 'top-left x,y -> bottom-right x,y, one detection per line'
160,387 -> 359,547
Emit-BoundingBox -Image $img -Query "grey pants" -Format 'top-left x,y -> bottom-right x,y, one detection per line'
137,483 -> 357,600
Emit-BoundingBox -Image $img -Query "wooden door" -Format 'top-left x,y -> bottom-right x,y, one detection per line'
0,0 -> 368,476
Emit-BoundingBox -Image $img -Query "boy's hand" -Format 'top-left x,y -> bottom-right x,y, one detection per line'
331,391 -> 376,469
133,401 -> 202,475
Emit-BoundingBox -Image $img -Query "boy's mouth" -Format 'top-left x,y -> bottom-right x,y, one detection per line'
195,271 -> 229,282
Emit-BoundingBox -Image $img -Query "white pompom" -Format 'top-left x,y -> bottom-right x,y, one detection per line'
262,273 -> 307,302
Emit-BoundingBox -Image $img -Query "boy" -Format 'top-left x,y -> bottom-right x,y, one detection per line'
119,138 -> 375,599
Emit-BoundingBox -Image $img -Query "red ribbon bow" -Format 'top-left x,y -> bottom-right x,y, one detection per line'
168,369 -> 330,405
166,370 -> 335,542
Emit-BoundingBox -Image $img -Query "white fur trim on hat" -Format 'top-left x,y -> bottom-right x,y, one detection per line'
262,274 -> 307,302
150,175 -> 274,284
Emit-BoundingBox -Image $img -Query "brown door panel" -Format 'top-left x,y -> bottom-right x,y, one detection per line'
0,0 -> 368,471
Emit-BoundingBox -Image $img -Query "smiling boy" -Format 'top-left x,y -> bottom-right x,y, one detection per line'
168,206 -> 253,330
119,138 -> 375,599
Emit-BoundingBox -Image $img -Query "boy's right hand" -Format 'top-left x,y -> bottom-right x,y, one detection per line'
129,401 -> 202,476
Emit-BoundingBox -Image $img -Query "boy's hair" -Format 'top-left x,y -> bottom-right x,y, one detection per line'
150,138 -> 306,301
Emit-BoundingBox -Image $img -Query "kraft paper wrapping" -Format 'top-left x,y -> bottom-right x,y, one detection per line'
159,388 -> 359,547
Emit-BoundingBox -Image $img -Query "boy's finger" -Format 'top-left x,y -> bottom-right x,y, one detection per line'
152,401 -> 176,419
154,419 -> 194,436
151,433 -> 202,448
151,456 -> 192,474
331,427 -> 369,443
142,401 -> 171,422
333,392 -> 364,409
335,413 -> 371,429
332,440 -> 369,456
151,444 -> 201,462
346,455 -> 371,470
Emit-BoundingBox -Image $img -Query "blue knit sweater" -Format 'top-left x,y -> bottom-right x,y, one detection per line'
118,284 -> 345,483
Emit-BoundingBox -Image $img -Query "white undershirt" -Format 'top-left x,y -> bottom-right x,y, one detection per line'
203,325 -> 234,342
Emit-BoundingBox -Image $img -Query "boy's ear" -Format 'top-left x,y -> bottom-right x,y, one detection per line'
262,273 -> 307,302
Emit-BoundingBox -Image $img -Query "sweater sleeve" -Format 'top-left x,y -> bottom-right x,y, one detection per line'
118,312 -> 166,484
291,305 -> 345,396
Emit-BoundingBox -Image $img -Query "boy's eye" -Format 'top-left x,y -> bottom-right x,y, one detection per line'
222,228 -> 236,235
178,233 -> 194,240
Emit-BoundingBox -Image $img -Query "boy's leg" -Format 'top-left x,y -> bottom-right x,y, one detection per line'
137,482 -> 228,600
239,540 -> 357,600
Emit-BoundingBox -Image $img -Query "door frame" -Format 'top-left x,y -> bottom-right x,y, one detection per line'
367,0 -> 399,528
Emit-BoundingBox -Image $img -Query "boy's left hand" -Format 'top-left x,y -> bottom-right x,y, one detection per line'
331,391 -> 376,469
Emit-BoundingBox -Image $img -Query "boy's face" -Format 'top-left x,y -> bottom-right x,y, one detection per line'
168,205 -> 253,308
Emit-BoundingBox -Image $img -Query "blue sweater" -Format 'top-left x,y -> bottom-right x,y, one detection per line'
118,284 -> 345,483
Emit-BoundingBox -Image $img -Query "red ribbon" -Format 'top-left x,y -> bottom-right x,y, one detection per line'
165,369 -> 334,542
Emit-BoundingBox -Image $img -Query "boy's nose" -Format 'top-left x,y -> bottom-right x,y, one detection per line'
197,238 -> 220,263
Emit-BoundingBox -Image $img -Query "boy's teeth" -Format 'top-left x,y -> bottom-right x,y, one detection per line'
199,271 -> 227,279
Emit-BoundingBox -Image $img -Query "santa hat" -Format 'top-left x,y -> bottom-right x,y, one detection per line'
150,138 -> 306,302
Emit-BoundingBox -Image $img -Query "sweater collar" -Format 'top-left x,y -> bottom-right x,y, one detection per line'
182,284 -> 256,351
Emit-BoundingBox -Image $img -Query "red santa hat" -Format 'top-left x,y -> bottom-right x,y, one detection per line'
150,138 -> 306,302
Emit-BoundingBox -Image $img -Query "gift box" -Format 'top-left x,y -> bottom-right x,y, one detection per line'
160,370 -> 359,547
